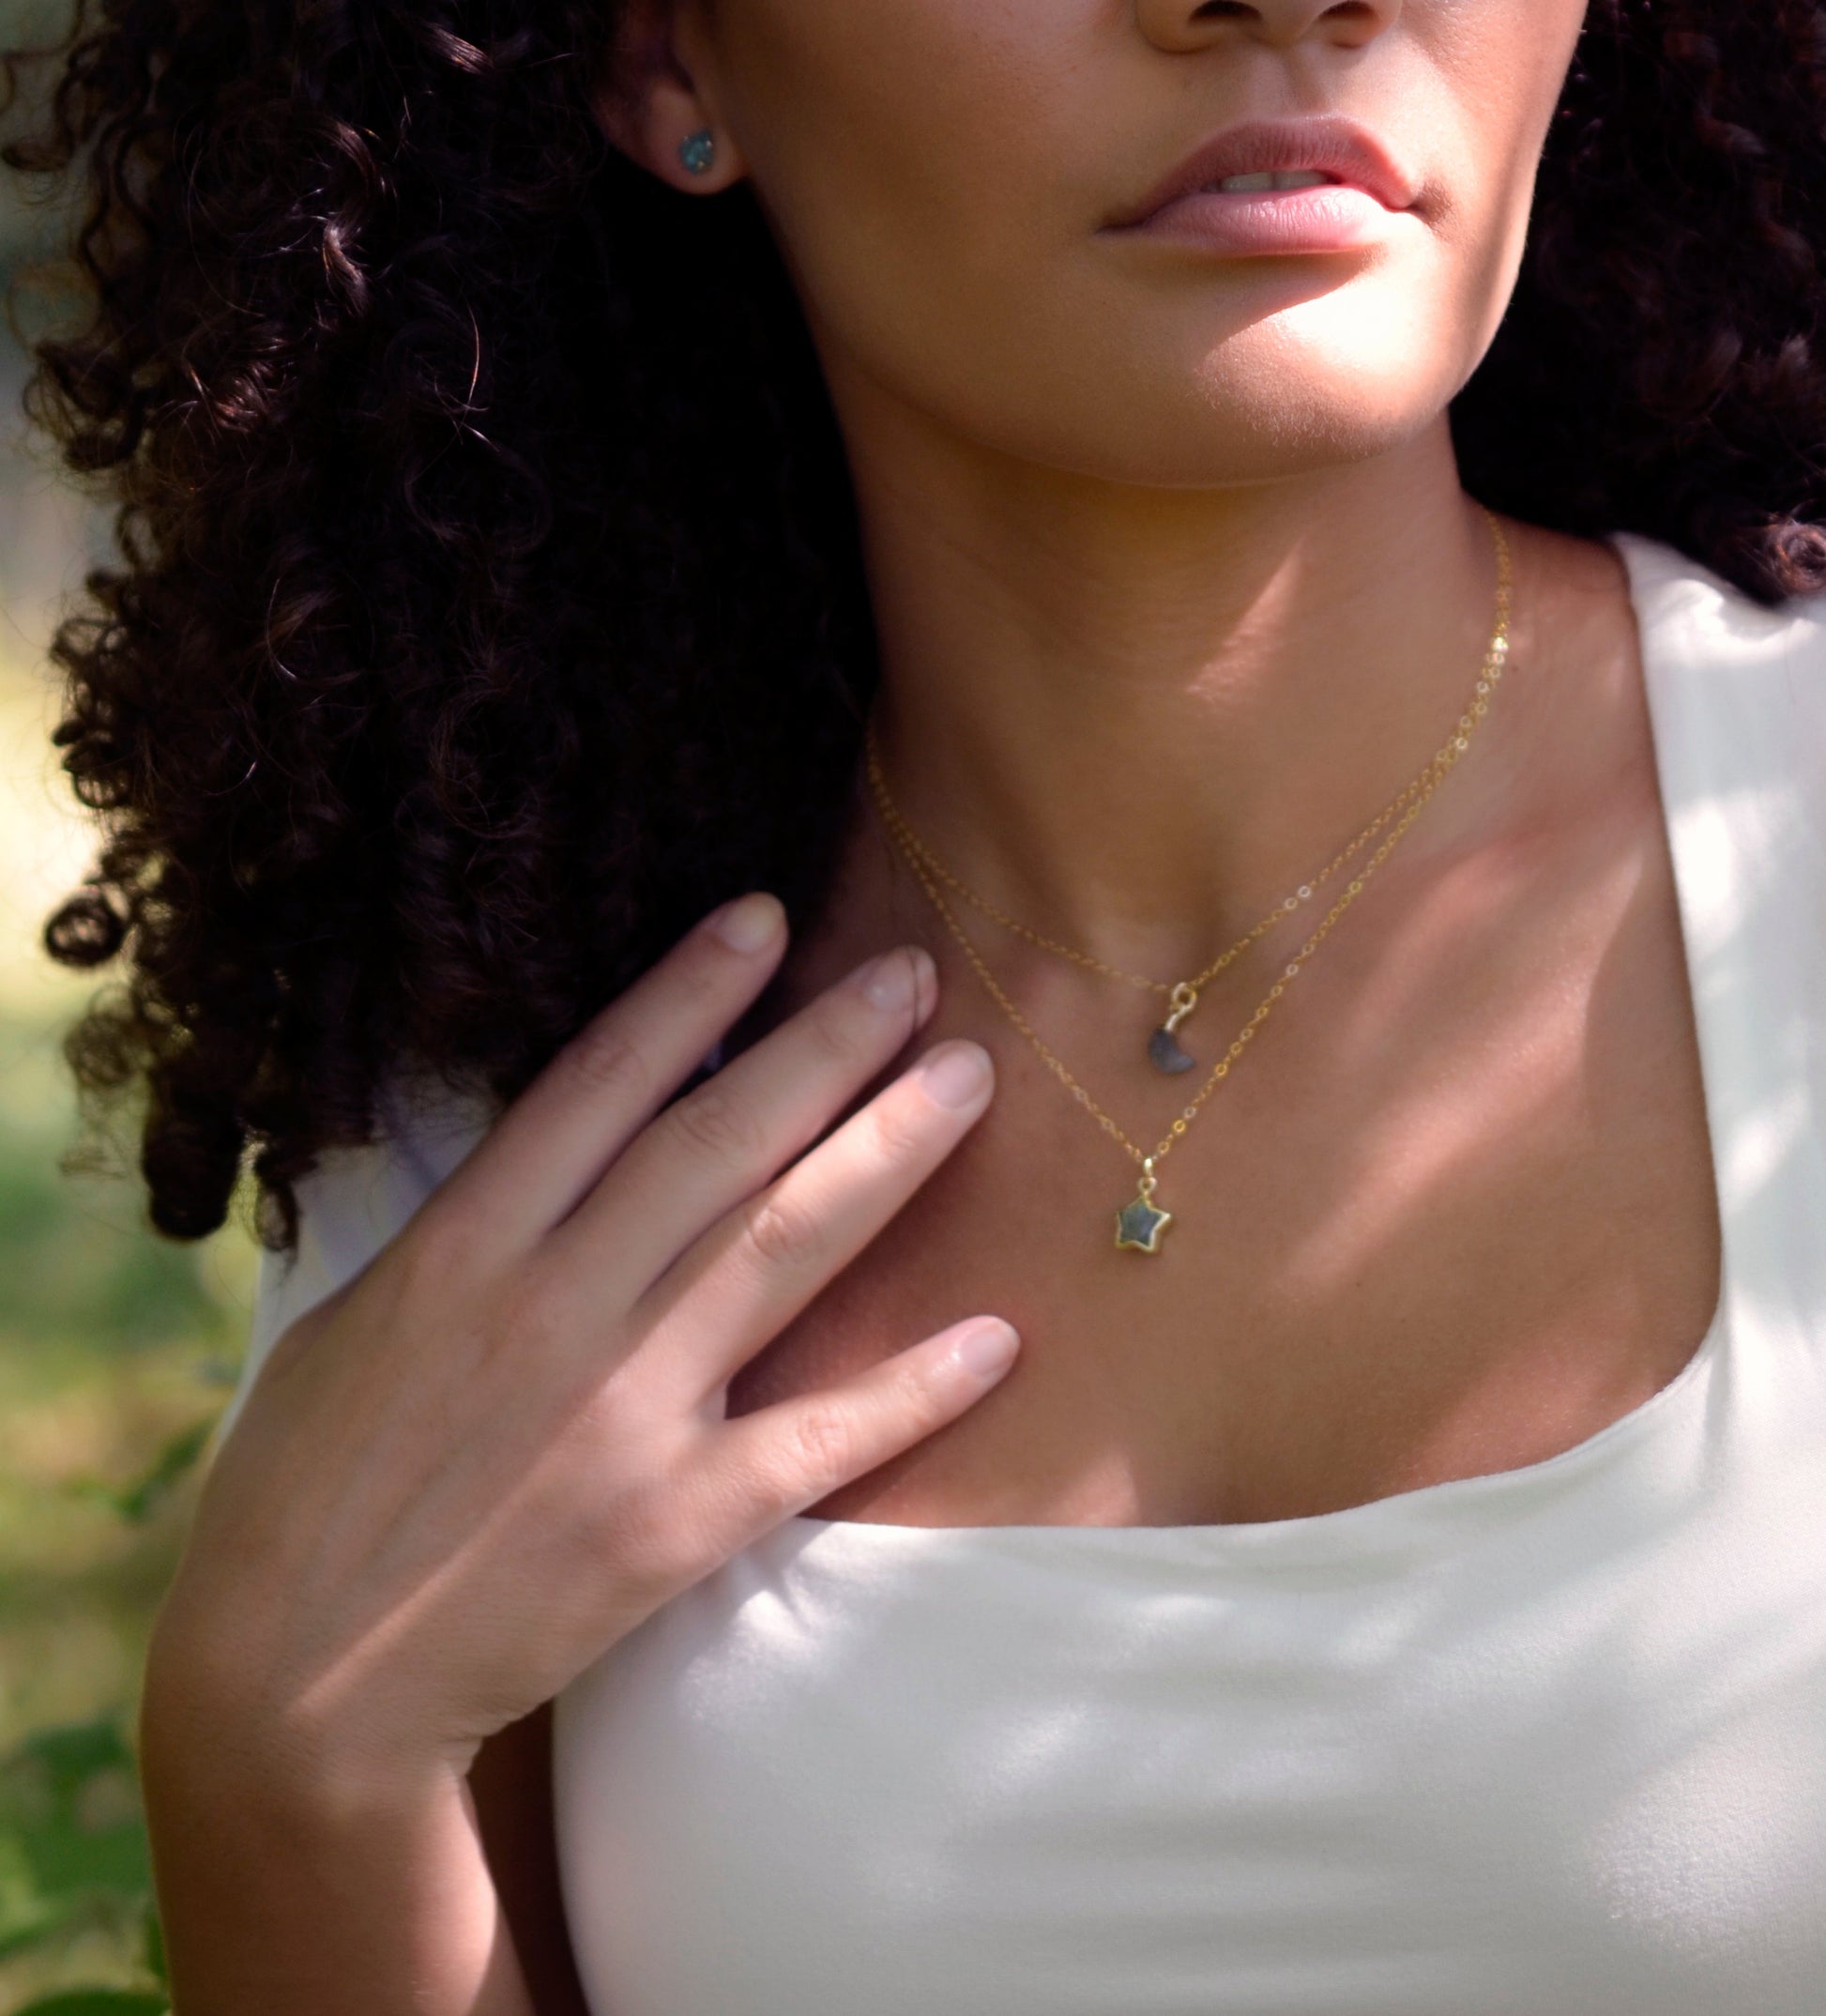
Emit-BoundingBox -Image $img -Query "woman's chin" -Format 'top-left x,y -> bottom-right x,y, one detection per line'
1009,373 -> 1455,492
958,298 -> 1479,489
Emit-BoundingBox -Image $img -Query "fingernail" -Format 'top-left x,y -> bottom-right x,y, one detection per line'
951,1320 -> 1020,1380
860,947 -> 930,1013
913,949 -> 939,1025
917,1039 -> 992,1108
707,892 -> 783,954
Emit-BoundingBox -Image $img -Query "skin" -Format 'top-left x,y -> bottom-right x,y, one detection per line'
143,2 -> 1724,2010
618,0 -> 1716,1521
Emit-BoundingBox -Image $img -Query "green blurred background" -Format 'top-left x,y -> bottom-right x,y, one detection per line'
0,3 -> 257,2006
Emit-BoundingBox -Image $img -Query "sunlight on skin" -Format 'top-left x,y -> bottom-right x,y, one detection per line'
611,0 -> 1593,958
677,0 -> 1563,482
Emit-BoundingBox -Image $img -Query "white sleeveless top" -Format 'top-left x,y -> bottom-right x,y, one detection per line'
224,535 -> 1826,2014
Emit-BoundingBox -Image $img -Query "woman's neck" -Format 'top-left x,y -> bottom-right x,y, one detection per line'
849,402 -> 1522,984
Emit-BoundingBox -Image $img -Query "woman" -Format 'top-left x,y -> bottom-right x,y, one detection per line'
8,0 -> 1826,2008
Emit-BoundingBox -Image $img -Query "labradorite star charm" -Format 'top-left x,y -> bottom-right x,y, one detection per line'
1115,1160 -> 1173,1254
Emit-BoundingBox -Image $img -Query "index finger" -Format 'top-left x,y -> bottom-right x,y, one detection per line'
421,893 -> 789,1255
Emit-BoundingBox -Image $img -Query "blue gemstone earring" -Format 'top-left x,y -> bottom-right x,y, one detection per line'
678,129 -> 717,176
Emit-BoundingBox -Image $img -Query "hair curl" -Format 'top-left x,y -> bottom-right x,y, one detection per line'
4,0 -> 1825,1250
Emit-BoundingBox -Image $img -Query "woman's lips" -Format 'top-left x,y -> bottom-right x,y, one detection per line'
1123,178 -> 1395,256
1103,117 -> 1419,256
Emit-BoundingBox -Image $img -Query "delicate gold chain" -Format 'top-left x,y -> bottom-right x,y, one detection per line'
864,512 -> 1514,1181
866,517 -> 1512,1002
870,733 -> 1416,999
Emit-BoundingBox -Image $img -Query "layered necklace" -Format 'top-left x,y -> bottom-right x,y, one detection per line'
863,509 -> 1514,1254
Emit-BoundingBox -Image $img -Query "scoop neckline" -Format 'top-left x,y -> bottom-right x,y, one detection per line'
779,531 -> 1742,1557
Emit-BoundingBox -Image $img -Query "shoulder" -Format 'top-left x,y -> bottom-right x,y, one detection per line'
1610,532 -> 1826,825
220,1070 -> 499,1440
1612,531 -> 1826,706
291,1071 -> 496,1248
1606,533 -> 1826,1038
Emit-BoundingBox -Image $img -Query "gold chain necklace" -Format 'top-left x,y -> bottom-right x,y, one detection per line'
863,512 -> 1514,1254
871,728 -> 1413,1076
866,513 -> 1514,1078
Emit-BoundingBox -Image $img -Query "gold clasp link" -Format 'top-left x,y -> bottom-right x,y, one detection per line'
1137,1156 -> 1158,1199
1163,982 -> 1199,1033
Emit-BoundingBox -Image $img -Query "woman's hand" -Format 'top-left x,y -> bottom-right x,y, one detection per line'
146,891 -> 1012,1797
139,891 -> 1009,2010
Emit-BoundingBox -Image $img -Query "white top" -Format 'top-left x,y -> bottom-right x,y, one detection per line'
225,535 -> 1826,2014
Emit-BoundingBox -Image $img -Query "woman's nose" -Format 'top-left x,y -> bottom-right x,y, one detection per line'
1134,0 -> 1403,55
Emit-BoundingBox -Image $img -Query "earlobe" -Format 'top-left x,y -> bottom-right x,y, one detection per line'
598,94 -> 747,194
589,4 -> 746,193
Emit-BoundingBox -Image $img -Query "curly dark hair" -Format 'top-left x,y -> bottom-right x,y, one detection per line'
3,0 -> 1824,1251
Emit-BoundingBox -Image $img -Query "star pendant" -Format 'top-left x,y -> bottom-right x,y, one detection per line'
1114,1187 -> 1173,1254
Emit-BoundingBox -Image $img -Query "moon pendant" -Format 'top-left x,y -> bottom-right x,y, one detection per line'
1148,1025 -> 1196,1075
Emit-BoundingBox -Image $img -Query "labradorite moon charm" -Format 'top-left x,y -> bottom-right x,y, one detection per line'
1149,980 -> 1201,1075
1148,1024 -> 1196,1075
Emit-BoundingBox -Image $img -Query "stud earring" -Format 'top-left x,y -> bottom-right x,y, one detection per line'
678,129 -> 717,176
